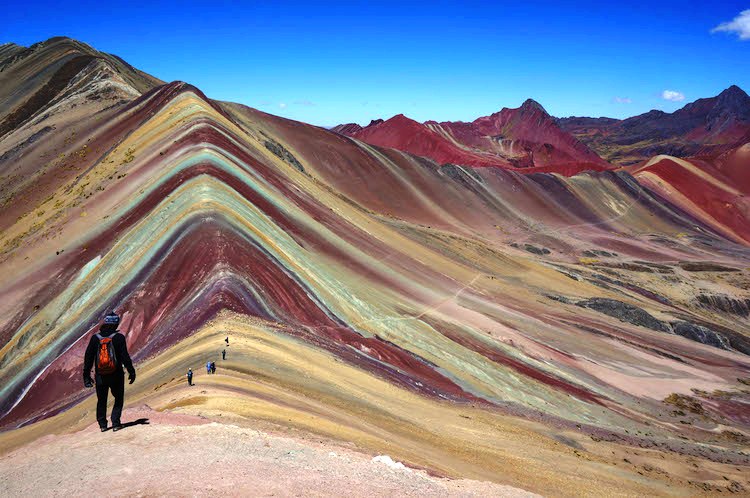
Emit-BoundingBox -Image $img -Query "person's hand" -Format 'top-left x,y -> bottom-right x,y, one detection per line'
84,377 -> 93,388
128,372 -> 136,384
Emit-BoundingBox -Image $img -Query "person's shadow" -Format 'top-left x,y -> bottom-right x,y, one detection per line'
103,418 -> 150,431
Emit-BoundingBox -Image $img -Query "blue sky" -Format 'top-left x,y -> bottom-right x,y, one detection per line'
2,1 -> 749,126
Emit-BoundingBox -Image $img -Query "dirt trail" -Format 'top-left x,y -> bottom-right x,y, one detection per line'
0,407 -> 536,497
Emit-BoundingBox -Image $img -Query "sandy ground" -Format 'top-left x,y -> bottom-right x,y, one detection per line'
0,407 -> 537,497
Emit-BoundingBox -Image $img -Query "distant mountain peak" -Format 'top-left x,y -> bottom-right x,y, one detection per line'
382,114 -> 422,127
722,84 -> 747,97
334,83 -> 750,170
559,85 -> 750,164
44,35 -> 76,44
714,85 -> 750,108
519,98 -> 548,115
331,123 -> 363,135
699,85 -> 750,126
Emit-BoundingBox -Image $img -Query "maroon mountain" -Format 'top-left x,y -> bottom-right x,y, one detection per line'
333,100 -> 610,175
558,85 -> 750,165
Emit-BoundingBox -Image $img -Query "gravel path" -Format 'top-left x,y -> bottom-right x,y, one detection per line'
0,408 -> 537,497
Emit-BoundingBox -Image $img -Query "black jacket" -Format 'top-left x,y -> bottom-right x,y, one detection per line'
83,324 -> 135,379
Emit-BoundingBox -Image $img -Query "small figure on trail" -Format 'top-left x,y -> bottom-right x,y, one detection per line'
187,368 -> 193,386
206,361 -> 211,374
225,336 -> 229,346
210,361 -> 216,374
83,311 -> 136,432
222,349 -> 226,360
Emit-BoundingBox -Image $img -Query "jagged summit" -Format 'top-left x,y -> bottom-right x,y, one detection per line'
334,98 -> 607,173
338,85 -> 750,167
711,84 -> 750,117
518,98 -> 549,115
721,84 -> 748,97
557,85 -> 750,164
330,122 -> 363,134
0,36 -> 163,123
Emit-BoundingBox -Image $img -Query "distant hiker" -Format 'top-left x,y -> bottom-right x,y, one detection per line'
222,349 -> 226,360
225,336 -> 229,346
83,311 -> 136,432
187,368 -> 193,386
206,361 -> 211,374
210,361 -> 216,374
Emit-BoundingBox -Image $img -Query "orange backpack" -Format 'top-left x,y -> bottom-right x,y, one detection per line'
95,333 -> 117,374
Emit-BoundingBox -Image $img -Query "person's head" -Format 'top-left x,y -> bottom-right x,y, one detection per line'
101,311 -> 120,331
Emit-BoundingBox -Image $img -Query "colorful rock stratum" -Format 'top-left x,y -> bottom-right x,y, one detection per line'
1,38 -> 750,496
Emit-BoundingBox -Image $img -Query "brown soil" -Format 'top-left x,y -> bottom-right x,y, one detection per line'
0,407 -> 537,497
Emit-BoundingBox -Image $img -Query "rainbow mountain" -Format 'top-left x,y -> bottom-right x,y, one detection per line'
1,37 -> 749,495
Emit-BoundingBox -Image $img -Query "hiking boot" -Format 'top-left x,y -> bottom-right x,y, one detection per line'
100,426 -> 108,432
112,424 -> 123,432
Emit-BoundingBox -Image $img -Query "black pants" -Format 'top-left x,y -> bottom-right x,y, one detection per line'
96,372 -> 124,428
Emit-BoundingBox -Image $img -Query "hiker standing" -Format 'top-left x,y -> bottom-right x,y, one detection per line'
222,349 -> 226,360
225,336 -> 229,346
187,368 -> 193,386
206,361 -> 211,374
210,361 -> 216,374
82,311 -> 136,432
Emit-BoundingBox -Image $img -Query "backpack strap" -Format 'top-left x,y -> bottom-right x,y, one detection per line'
96,332 -> 118,341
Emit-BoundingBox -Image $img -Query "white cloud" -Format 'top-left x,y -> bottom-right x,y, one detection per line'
661,90 -> 685,102
278,102 -> 287,109
612,96 -> 632,104
712,9 -> 750,40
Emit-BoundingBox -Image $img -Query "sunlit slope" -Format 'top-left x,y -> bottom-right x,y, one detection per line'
0,36 -> 160,119
0,73 -> 748,494
1,310 -> 705,497
1,80 -> 748,418
631,154 -> 750,245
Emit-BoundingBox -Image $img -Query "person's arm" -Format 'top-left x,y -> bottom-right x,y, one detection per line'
116,333 -> 136,383
82,335 -> 97,387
